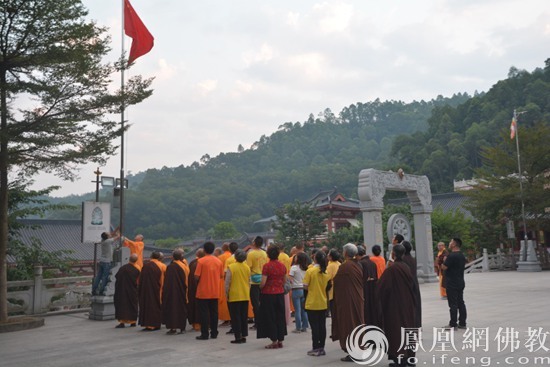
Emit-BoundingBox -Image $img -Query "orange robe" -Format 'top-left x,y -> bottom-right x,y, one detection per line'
370,255 -> 386,279
218,251 -> 232,321
123,238 -> 145,269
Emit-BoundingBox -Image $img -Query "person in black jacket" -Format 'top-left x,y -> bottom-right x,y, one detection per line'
441,238 -> 467,330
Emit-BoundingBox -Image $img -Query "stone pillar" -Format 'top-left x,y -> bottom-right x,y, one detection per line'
517,240 -> 542,272
362,208 -> 384,255
358,169 -> 385,255
411,206 -> 437,283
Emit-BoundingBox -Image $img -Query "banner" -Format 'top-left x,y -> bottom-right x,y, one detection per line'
82,201 -> 112,243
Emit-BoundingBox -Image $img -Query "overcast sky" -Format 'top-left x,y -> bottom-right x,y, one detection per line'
39,0 -> 550,197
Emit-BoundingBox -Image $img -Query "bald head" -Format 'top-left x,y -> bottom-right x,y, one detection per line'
129,253 -> 138,263
135,234 -> 144,241
195,248 -> 205,259
221,242 -> 230,251
173,249 -> 184,261
151,251 -> 161,260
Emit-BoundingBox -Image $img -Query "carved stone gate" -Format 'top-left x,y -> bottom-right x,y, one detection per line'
358,168 -> 437,283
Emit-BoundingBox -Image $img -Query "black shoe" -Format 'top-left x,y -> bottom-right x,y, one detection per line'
210,332 -> 218,339
226,328 -> 234,334
341,355 -> 353,362
196,335 -> 209,340
166,329 -> 177,335
240,337 -> 246,343
457,325 -> 467,329
231,339 -> 245,344
129,323 -> 136,327
115,323 -> 125,328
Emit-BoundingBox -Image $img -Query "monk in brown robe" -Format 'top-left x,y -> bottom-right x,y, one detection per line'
114,254 -> 140,328
138,251 -> 167,331
401,241 -> 422,328
378,244 -> 417,367
218,242 -> 232,326
357,245 -> 381,327
162,249 -> 190,334
332,243 -> 364,362
187,248 -> 204,331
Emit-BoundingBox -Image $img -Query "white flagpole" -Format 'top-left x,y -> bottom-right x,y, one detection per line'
513,109 -> 528,259
119,0 -> 126,236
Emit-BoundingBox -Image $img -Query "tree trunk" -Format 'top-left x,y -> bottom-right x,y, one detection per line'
0,69 -> 9,322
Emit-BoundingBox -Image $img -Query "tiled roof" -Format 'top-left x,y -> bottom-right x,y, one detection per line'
11,219 -> 168,264
11,219 -> 90,263
386,192 -> 472,218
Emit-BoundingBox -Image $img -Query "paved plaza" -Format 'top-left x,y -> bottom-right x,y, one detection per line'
1,271 -> 549,367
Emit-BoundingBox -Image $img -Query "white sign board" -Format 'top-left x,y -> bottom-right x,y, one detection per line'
82,201 -> 111,243
506,220 -> 515,239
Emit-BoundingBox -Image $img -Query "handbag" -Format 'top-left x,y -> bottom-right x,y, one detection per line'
251,273 -> 262,284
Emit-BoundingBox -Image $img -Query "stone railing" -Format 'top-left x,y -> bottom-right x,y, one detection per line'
465,248 -> 520,273
8,266 -> 92,316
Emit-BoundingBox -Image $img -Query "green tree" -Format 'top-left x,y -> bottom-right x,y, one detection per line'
273,200 -> 326,250
430,207 -> 476,253
7,181 -> 76,281
323,226 -> 363,251
462,123 -> 550,250
0,0 -> 153,321
211,221 -> 240,240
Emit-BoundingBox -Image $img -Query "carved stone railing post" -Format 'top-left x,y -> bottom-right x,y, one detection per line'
33,265 -> 43,314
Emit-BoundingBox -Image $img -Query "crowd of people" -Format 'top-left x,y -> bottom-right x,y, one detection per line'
100,233 -> 467,366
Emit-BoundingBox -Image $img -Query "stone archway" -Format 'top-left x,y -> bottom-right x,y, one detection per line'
358,168 -> 438,283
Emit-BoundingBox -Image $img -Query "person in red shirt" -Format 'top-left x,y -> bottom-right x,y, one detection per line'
257,245 -> 288,349
194,241 -> 224,340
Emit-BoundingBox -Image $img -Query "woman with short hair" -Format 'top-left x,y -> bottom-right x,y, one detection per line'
257,245 -> 288,349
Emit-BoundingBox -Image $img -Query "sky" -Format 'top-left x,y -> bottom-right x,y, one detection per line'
39,0 -> 550,197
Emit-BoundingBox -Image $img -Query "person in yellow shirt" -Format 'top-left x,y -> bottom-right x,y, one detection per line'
303,251 -> 330,357
225,250 -> 251,344
246,236 -> 267,329
326,249 -> 341,317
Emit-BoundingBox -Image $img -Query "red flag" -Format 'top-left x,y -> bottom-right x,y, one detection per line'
124,0 -> 154,65
510,117 -> 517,140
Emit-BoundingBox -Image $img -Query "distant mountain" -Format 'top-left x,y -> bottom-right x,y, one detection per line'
110,94 -> 469,239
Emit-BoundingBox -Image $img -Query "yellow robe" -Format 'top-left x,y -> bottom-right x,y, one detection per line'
218,251 -> 232,321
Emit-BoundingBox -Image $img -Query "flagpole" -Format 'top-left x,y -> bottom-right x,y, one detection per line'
513,109 -> 528,259
120,0 -> 126,237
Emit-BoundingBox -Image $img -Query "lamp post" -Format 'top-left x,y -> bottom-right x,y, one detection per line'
92,167 -> 102,202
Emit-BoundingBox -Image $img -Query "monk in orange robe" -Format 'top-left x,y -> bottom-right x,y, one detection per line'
218,243 -> 232,326
435,242 -> 448,298
123,234 -> 145,269
370,244 -> 386,279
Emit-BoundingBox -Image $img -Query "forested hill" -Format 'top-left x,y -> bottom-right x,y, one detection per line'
50,59 -> 550,240
392,60 -> 550,192
122,94 -> 469,239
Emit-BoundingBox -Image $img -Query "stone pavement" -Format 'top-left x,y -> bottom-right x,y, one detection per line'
1,271 -> 549,367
